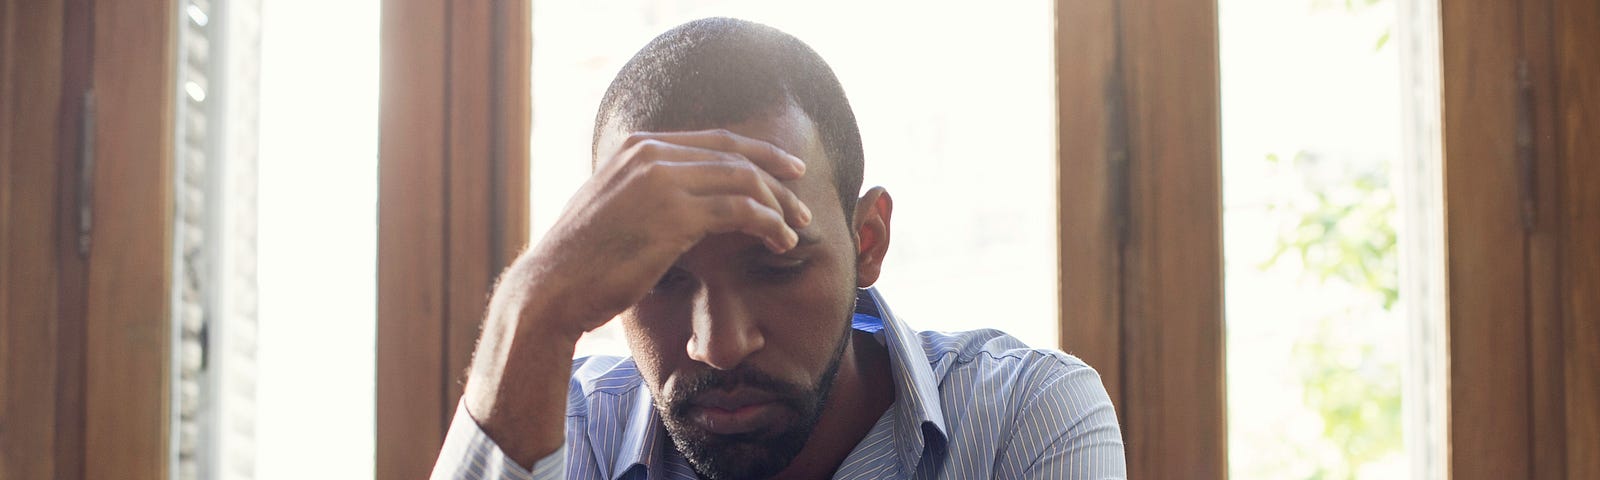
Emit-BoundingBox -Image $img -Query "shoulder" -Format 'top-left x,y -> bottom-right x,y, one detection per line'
918,328 -> 1098,387
931,336 -> 1124,476
914,328 -> 1122,470
916,328 -> 1113,433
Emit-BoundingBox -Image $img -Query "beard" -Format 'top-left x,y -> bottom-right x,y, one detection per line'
655,322 -> 852,480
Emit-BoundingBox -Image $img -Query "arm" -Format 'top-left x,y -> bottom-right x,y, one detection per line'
429,130 -> 814,477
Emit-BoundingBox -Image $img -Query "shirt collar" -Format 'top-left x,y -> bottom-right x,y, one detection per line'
608,386 -> 663,480
614,287 -> 948,479
857,287 -> 949,472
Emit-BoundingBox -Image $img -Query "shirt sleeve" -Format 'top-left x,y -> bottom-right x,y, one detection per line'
1013,360 -> 1128,479
429,401 -> 567,480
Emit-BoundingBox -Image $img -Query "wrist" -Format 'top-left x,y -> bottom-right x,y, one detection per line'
492,251 -> 611,343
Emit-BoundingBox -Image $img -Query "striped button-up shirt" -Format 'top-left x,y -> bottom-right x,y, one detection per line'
433,288 -> 1126,479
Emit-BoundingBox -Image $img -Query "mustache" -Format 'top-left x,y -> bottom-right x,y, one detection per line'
667,367 -> 811,417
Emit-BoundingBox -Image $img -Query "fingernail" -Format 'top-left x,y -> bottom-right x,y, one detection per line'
786,228 -> 799,249
789,154 -> 807,174
798,203 -> 813,225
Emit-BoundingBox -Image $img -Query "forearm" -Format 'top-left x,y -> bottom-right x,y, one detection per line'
461,263 -> 588,468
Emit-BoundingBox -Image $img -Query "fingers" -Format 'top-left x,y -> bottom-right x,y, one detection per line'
622,130 -> 807,180
613,129 -> 812,253
623,138 -> 811,229
696,195 -> 800,253
660,160 -> 812,229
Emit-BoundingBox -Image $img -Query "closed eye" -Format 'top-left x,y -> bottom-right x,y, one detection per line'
652,267 -> 694,294
750,261 -> 806,283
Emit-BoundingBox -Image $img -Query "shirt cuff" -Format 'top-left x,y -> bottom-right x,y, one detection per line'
431,401 -> 566,480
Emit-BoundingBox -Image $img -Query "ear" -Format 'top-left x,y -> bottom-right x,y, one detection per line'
851,187 -> 893,287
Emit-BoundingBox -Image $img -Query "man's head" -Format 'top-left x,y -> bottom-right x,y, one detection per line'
589,18 -> 893,480
593,17 -> 865,216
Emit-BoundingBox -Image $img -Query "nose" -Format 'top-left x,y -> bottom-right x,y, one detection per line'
685,286 -> 765,370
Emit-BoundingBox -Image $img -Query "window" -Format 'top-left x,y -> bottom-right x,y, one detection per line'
169,0 -> 381,478
255,0 -> 381,477
1219,0 -> 1444,477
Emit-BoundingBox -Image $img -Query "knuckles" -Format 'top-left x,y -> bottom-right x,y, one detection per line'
624,138 -> 668,162
716,159 -> 760,182
708,129 -> 738,150
620,132 -> 657,151
705,195 -> 758,221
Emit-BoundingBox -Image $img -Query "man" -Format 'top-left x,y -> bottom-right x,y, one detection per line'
433,17 -> 1125,480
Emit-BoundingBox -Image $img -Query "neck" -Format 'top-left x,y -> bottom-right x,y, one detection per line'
768,330 -> 896,480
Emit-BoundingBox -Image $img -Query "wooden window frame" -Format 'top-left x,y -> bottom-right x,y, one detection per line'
374,0 -> 531,478
1441,0 -> 1599,477
1055,0 -> 1226,478
2,0 -> 177,478
1052,0 -> 1600,478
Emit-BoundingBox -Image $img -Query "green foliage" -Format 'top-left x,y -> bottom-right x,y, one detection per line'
1261,152 -> 1399,309
1260,151 -> 1403,479
1245,1 -> 1403,478
1294,317 -> 1405,478
1373,30 -> 1392,52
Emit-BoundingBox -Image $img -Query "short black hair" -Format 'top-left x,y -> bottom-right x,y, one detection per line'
593,17 -> 865,215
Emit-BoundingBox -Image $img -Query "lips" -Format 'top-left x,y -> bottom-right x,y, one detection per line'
687,388 -> 786,435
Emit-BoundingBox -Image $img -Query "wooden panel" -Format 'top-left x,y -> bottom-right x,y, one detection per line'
1,0 -> 12,273
1555,0 -> 1600,476
446,0 -> 494,417
495,0 -> 531,266
1055,0 -> 1224,477
441,0 -> 532,415
378,0 -> 531,477
1054,0 -> 1125,413
376,0 -> 450,478
0,5 -> 10,454
1117,0 -> 1224,478
83,0 -> 176,478
1521,0 -> 1568,477
53,2 -> 93,478
1443,0 -> 1600,477
0,1 -> 65,478
1440,0 -> 1534,477
0,0 -> 9,466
